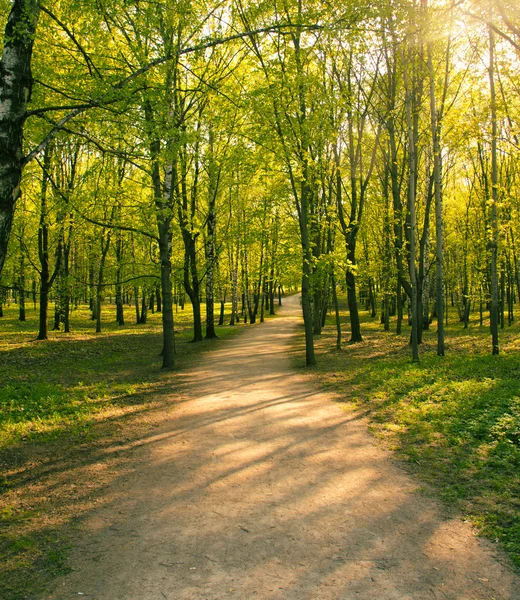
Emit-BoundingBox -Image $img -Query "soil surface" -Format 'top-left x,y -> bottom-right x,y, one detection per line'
46,295 -> 520,600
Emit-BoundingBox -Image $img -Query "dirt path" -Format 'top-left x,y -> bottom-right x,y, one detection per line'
47,295 -> 519,600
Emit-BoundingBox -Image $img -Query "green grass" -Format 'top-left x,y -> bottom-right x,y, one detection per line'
0,302 -> 243,449
0,299 -> 248,600
302,301 -> 520,569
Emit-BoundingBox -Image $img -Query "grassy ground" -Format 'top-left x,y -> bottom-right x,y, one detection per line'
295,299 -> 520,570
3,297 -> 520,597
0,301 -> 248,600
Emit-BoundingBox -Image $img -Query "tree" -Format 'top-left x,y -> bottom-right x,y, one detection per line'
0,1 -> 40,274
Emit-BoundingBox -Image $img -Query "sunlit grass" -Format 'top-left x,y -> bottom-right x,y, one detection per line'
0,301 -> 244,449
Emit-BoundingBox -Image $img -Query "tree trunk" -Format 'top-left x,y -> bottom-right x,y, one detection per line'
252,237 -> 265,324
260,279 -> 266,323
0,0 -> 40,276
269,263 -> 275,315
95,216 -> 113,333
38,280 -> 49,340
18,235 -> 25,321
115,235 -> 125,325
95,281 -> 103,332
37,147 -> 59,340
133,286 -> 140,324
205,133 -> 218,340
230,246 -> 238,326
140,288 -> 148,324
507,252 -> 514,325
159,232 -> 175,367
427,44 -> 445,355
299,174 -> 316,366
218,298 -> 225,326
500,263 -> 505,329
332,272 -> 341,350
404,56 -> 419,362
396,281 -> 403,335
154,155 -> 175,368
244,247 -> 254,324
62,235 -> 71,333
184,237 -> 203,341
156,168 -> 175,368
313,279 -> 324,335
488,22 -> 500,355
346,267 -> 362,343
155,284 -> 161,313
368,278 -> 377,318
53,291 -> 61,330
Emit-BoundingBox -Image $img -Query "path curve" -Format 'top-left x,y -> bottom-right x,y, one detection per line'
48,295 -> 519,600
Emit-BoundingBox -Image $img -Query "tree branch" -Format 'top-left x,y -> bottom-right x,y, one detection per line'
35,155 -> 159,242
40,5 -> 102,77
23,22 -> 325,165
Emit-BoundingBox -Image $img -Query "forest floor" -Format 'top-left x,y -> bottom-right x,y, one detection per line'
1,296 -> 520,599
2,294 -> 517,599
0,302 -> 246,599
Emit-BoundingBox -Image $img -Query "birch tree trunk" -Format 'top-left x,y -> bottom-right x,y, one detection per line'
229,245 -> 238,326
0,0 -> 40,275
155,158 -> 175,368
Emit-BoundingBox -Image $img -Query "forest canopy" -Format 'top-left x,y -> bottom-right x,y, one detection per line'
0,0 -> 519,366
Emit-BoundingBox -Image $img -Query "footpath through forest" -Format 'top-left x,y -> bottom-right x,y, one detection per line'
47,295 -> 519,600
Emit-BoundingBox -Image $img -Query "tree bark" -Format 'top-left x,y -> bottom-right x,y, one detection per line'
404,60 -> 419,362
18,231 -> 25,321
154,158 -> 175,368
177,140 -> 203,342
155,284 -> 161,313
229,246 -> 238,325
488,22 -> 500,355
139,287 -> 147,324
332,271 -> 341,350
427,41 -> 445,356
95,220 -> 113,333
205,127 -> 218,339
299,159 -> 316,366
62,227 -> 72,333
115,231 -> 125,325
37,146 -> 61,340
0,1 -> 40,275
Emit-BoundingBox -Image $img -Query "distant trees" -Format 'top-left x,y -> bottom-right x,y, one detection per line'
0,0 -> 519,364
